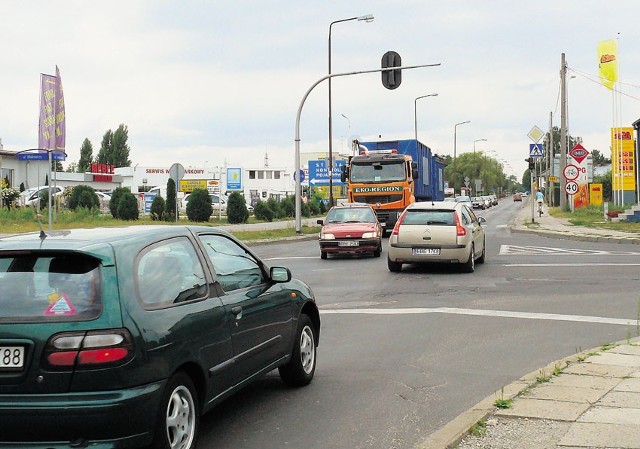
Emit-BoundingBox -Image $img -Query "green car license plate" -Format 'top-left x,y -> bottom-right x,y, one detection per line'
0,346 -> 25,370
412,248 -> 440,256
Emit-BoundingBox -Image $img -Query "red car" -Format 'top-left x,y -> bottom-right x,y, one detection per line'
317,204 -> 383,259
513,193 -> 523,202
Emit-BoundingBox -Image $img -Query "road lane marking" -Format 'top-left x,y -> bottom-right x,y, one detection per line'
320,307 -> 638,327
504,263 -> 640,267
500,245 -> 640,256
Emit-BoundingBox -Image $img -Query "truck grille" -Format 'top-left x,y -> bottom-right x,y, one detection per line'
353,194 -> 403,204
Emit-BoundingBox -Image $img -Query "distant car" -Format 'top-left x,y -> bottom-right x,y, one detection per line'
513,193 -> 522,202
19,186 -> 63,208
0,225 -> 320,448
443,197 -> 457,203
181,192 -> 228,214
387,201 -> 486,273
95,191 -> 111,210
490,194 -> 498,206
482,196 -> 493,208
317,203 -> 383,259
471,196 -> 486,210
455,195 -> 473,209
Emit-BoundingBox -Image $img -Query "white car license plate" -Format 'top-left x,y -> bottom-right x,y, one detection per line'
0,346 -> 25,369
338,241 -> 359,247
412,248 -> 440,256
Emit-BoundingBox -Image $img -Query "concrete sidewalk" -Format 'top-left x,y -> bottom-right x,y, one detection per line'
420,199 -> 640,449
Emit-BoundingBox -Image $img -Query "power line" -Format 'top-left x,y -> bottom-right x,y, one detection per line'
568,67 -> 640,101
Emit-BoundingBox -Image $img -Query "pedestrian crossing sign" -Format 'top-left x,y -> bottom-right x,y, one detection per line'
529,143 -> 544,158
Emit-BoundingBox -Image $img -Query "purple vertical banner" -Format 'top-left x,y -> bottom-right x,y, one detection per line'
55,66 -> 65,151
38,72 -> 57,150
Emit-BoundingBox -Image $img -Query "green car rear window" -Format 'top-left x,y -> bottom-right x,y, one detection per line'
0,253 -> 102,323
403,210 -> 455,226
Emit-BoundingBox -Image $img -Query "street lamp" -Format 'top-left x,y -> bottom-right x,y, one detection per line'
453,120 -> 470,162
341,113 -> 351,154
414,93 -> 438,143
473,138 -> 487,156
328,14 -> 374,207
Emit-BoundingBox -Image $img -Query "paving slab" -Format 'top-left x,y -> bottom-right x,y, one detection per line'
563,362 -> 637,378
523,384 -> 609,403
611,345 -> 640,356
587,352 -> 640,367
496,398 -> 590,421
559,422 -> 640,448
548,373 -> 620,390
578,406 -> 640,425
599,391 -> 640,408
614,378 -> 640,393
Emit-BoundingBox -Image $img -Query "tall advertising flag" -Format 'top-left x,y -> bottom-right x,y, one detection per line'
38,66 -> 65,151
597,40 -> 618,90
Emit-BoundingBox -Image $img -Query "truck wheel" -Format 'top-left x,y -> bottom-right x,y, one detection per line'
387,257 -> 402,272
279,314 -> 317,387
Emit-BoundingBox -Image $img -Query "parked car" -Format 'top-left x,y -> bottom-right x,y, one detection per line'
95,191 -> 111,210
18,186 -> 63,208
317,203 -> 383,259
482,195 -> 493,208
0,225 -> 320,448
387,201 -> 486,273
471,196 -> 486,210
490,194 -> 498,206
180,192 -> 228,214
455,195 -> 473,209
513,192 -> 523,202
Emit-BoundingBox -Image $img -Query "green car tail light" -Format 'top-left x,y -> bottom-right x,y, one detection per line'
44,329 -> 134,369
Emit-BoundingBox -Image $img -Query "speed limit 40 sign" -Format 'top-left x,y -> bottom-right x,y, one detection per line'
565,181 -> 579,195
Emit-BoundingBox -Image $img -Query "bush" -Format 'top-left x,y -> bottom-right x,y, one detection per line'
116,192 -> 139,221
186,188 -> 212,222
69,185 -> 100,210
266,197 -> 285,219
1,187 -> 20,210
109,187 -> 131,218
150,196 -> 165,221
254,200 -> 274,222
165,179 -> 177,221
280,196 -> 295,217
227,192 -> 249,224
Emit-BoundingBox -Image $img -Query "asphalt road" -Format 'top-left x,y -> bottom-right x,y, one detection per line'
196,200 -> 640,449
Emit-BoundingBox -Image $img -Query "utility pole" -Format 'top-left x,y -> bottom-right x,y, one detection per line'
548,111 -> 553,206
559,53 -> 568,212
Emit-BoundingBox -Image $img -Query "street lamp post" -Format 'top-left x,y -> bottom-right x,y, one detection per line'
328,14 -> 374,207
414,93 -> 438,143
341,113 -> 351,154
453,120 -> 470,193
472,139 -> 487,195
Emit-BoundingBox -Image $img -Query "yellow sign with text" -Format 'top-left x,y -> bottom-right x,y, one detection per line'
589,183 -> 603,206
179,179 -> 207,193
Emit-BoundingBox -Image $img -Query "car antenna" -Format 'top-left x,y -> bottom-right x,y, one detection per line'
35,213 -> 47,239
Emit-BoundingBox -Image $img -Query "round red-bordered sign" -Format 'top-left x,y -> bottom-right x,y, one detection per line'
565,181 -> 579,195
563,164 -> 579,181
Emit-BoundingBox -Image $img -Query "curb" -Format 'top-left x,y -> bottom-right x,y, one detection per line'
417,336 -> 640,449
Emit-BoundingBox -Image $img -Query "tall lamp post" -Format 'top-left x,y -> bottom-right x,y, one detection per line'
341,113 -> 351,154
414,93 -> 438,143
453,120 -> 470,193
328,14 -> 374,207
472,139 -> 487,195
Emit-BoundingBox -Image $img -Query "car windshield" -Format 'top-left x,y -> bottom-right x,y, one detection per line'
350,162 -> 406,182
326,207 -> 377,223
403,210 -> 455,226
0,252 -> 102,323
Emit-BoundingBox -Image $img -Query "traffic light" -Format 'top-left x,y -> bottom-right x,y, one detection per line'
525,158 -> 535,170
381,51 -> 402,90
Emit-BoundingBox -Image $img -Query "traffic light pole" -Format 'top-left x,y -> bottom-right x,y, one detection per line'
294,62 -> 441,233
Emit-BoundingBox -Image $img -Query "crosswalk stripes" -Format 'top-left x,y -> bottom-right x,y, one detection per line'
499,245 -> 640,256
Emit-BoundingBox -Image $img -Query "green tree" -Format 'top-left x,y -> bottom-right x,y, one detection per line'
111,124 -> 131,167
116,192 -> 139,221
186,188 -> 213,222
96,130 -> 112,164
78,138 -> 94,172
68,185 -> 100,210
109,186 -> 131,218
165,178 -> 177,221
227,192 -> 249,224
51,160 -> 63,172
254,200 -> 274,222
150,196 -> 165,221
66,161 -> 78,173
591,149 -> 611,165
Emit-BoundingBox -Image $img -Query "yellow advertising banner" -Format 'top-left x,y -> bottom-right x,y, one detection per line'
589,183 -> 603,206
179,179 -> 207,193
610,127 -> 636,191
597,40 -> 618,90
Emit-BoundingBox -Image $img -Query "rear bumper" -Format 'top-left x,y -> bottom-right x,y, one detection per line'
388,242 -> 470,264
0,380 -> 165,448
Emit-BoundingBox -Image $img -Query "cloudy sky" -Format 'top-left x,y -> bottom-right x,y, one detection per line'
2,0 -> 639,178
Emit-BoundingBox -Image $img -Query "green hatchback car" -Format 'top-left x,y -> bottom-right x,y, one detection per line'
0,225 -> 320,449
